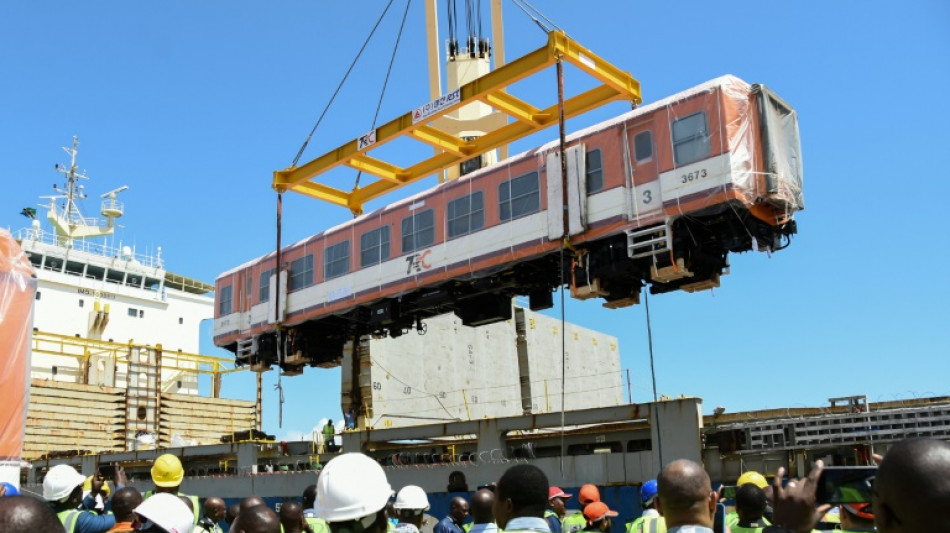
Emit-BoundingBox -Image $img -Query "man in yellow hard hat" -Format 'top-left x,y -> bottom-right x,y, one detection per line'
145,454 -> 200,524
725,471 -> 768,529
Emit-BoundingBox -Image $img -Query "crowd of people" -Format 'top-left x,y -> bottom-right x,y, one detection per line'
0,437 -> 947,533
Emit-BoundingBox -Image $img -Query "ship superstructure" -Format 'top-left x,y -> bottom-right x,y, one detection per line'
15,138 -> 215,393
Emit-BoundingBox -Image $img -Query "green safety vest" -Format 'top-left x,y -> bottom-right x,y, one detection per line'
144,490 -> 201,524
58,509 -> 82,533
562,512 -> 587,533
544,509 -> 561,531
306,516 -> 331,533
626,516 -> 666,533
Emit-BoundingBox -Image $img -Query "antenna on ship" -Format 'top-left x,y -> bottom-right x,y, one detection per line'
45,136 -> 128,242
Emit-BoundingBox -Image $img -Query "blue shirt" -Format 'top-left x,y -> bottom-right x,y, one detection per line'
434,516 -> 465,533
73,509 -> 116,533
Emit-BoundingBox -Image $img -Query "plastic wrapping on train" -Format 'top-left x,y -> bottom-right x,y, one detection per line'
0,229 -> 36,490
754,84 -> 804,210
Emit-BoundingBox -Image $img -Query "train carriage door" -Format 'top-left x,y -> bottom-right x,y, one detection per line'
545,144 -> 587,239
267,269 -> 287,324
627,121 -> 661,220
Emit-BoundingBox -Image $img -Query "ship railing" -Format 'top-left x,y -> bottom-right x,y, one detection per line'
15,227 -> 163,269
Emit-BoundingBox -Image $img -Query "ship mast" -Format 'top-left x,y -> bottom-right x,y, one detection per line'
45,136 -> 127,242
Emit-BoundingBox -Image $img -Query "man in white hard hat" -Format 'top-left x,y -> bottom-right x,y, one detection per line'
44,463 -> 127,533
393,485 -> 430,533
317,453 -> 393,533
134,492 -> 195,533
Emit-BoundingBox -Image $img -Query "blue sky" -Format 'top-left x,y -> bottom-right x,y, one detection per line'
3,1 -> 948,441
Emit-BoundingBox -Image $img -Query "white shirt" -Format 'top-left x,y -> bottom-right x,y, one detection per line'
469,523 -> 499,533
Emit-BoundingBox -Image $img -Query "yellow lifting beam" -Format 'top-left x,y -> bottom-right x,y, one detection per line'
273,31 -> 641,215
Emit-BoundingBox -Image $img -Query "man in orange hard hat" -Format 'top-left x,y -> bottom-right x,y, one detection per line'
145,454 -> 200,524
562,485 -> 599,533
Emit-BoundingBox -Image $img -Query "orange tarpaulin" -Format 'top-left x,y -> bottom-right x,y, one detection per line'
0,228 -> 35,489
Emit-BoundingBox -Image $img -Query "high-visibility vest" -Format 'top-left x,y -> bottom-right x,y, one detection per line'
58,509 -> 83,533
144,490 -> 201,524
626,516 -> 666,533
730,525 -> 764,533
306,516 -> 331,533
562,512 -> 587,533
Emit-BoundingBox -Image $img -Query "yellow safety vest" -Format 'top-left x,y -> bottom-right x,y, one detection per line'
306,516 -> 331,533
626,516 -> 666,533
562,512 -> 587,533
58,509 -> 82,533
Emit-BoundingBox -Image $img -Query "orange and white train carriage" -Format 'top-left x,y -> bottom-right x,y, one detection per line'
213,75 -> 802,368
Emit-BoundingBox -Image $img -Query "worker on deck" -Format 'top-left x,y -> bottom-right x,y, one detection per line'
44,463 -> 125,533
108,487 -> 144,533
316,454 -> 393,533
392,485 -> 430,533
280,501 -> 307,533
146,454 -> 200,524
730,484 -> 769,533
434,497 -> 469,533
133,492 -> 196,533
581,502 -> 617,533
468,489 -> 497,533
545,487 -> 571,533
322,420 -> 338,453
725,471 -> 768,529
655,460 -> 717,532
197,497 -> 227,533
492,464 -> 551,533
562,484 -> 599,533
302,484 -> 330,533
626,480 -> 665,533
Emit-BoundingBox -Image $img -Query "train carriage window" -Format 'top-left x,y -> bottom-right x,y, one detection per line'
586,149 -> 603,193
360,227 -> 391,267
219,285 -> 233,315
324,241 -> 350,280
289,254 -> 314,292
634,131 -> 653,162
246,275 -> 253,301
259,268 -> 274,302
402,209 -> 435,253
672,111 -> 710,165
447,191 -> 485,238
499,171 -> 540,221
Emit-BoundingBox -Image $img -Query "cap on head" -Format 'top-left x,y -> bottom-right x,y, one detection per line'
394,485 -> 430,512
736,471 -> 767,489
640,480 -> 658,505
579,484 -> 600,505
152,454 -> 184,487
582,502 -> 617,523
43,464 -> 86,501
317,453 -> 392,522
135,492 -> 195,533
548,487 -> 572,500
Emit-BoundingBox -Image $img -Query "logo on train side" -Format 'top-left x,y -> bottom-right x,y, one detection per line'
405,249 -> 432,275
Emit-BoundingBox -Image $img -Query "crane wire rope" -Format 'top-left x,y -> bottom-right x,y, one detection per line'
353,0 -> 414,192
644,289 -> 663,465
290,0 -> 398,168
508,0 -> 558,34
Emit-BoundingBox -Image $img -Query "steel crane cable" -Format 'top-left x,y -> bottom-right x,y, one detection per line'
290,0 -> 399,168
508,0 -> 561,34
353,0 -> 413,191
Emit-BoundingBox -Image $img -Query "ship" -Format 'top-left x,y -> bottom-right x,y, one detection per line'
9,137 -> 258,459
